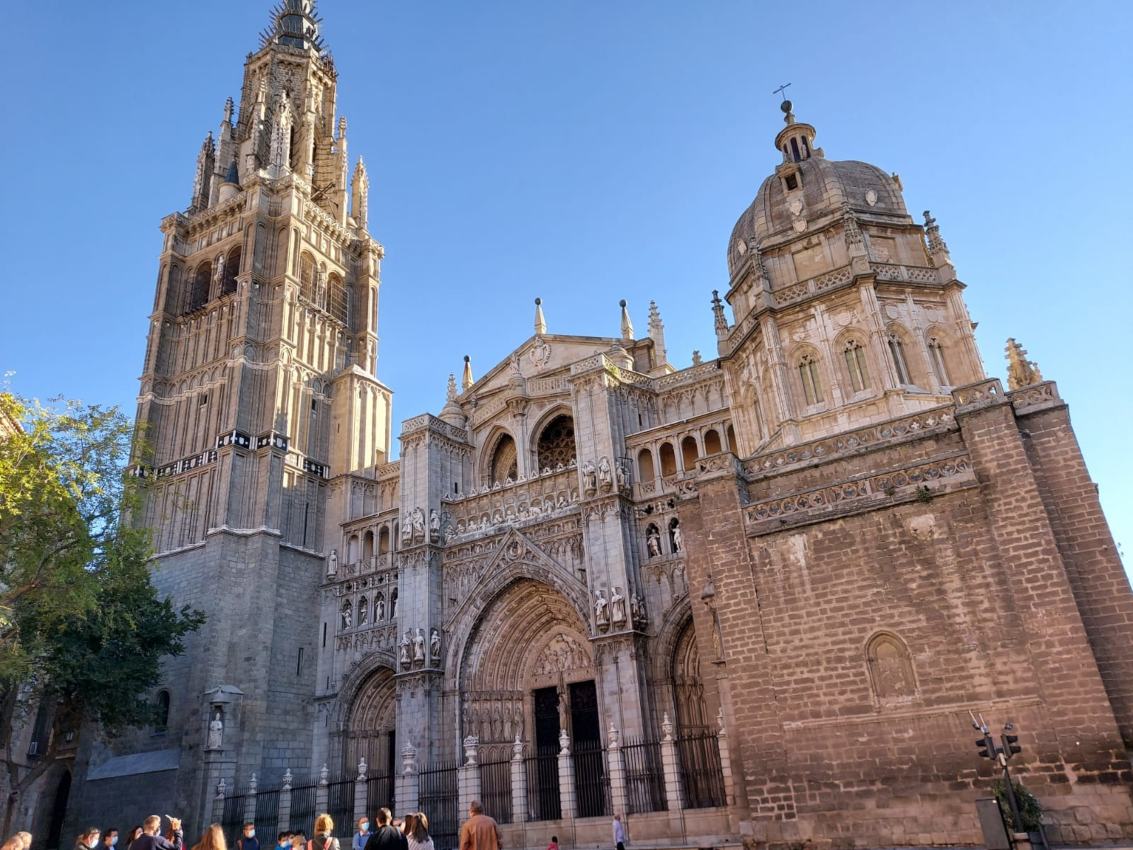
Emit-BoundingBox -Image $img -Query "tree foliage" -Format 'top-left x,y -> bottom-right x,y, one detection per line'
0,393 -> 204,798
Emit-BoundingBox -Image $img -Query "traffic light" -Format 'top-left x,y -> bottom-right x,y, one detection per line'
976,735 -> 995,759
1002,733 -> 1021,758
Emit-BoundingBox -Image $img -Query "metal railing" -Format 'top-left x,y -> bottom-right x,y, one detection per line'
219,788 -> 249,844
480,756 -> 512,824
675,732 -> 726,809
525,749 -> 560,822
327,778 -> 354,836
419,759 -> 459,850
622,737 -> 666,813
255,789 -> 281,836
574,742 -> 610,819
367,771 -> 394,813
289,782 -> 318,834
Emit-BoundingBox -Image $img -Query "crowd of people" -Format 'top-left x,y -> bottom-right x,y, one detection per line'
3,802 -> 629,850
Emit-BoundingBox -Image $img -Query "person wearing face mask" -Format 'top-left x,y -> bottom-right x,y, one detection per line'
236,825 -> 258,850
352,819 -> 369,850
102,829 -> 120,850
75,828 -> 101,850
130,815 -> 182,850
276,833 -> 292,850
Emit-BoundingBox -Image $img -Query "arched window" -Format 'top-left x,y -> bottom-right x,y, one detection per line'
299,252 -> 316,301
392,522 -> 399,551
357,596 -> 369,626
866,633 -> 917,701
222,246 -> 241,295
389,588 -> 398,620
347,534 -> 360,564
362,530 -> 374,561
726,424 -> 737,452
155,690 -> 170,732
798,353 -> 823,406
637,448 -> 655,482
703,429 -> 722,455
927,336 -> 950,386
187,263 -> 211,313
488,433 -> 518,485
536,415 -> 576,471
340,600 -> 353,631
888,332 -> 912,385
659,443 -> 677,477
681,436 -> 699,470
327,273 -> 348,323
843,339 -> 870,393
378,527 -> 390,555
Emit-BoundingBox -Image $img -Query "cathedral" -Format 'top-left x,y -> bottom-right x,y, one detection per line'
54,2 -> 1133,848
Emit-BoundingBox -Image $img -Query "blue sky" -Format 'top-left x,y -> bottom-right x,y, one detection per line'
2,1 -> 1131,578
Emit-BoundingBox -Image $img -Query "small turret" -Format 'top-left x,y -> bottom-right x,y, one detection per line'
647,300 -> 668,367
711,290 -> 729,340
190,132 -> 216,212
923,210 -> 951,266
351,157 -> 369,230
534,297 -> 547,336
619,299 -> 634,340
439,373 -> 465,427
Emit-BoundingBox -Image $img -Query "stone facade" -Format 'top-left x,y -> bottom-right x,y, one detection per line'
59,4 -> 1133,849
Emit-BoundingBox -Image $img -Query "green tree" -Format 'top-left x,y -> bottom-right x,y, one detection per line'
0,393 -> 204,829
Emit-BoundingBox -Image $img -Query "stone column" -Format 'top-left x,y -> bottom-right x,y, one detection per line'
316,763 -> 329,817
606,725 -> 628,820
659,714 -> 684,811
458,736 -> 481,819
395,745 -> 419,815
509,737 -> 527,824
354,758 -> 368,824
557,730 -> 577,821
244,773 -> 258,826
715,708 -> 736,808
278,770 -> 293,836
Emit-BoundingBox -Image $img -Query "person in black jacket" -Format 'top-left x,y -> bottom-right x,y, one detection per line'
130,816 -> 182,850
362,810 -> 405,850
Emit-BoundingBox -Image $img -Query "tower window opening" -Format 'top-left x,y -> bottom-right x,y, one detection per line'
888,334 -> 912,385
843,340 -> 870,393
798,354 -> 824,406
928,336 -> 950,386
790,138 -> 801,162
296,647 -> 304,676
784,172 -> 799,191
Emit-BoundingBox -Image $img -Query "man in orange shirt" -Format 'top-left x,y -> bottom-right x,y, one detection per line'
459,801 -> 501,850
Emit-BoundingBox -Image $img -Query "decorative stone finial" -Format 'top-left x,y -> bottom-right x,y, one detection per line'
607,724 -> 621,748
222,96 -> 234,126
282,768 -> 293,790
781,98 -> 795,125
249,772 -> 258,794
619,299 -> 634,340
711,290 -> 728,337
358,757 -> 368,780
534,297 -> 547,336
558,728 -> 571,755
691,350 -> 703,366
319,762 -> 329,784
461,354 -> 474,391
661,712 -> 674,741
512,734 -> 524,759
216,777 -> 227,799
923,210 -> 949,260
1005,338 -> 1043,390
463,735 -> 479,765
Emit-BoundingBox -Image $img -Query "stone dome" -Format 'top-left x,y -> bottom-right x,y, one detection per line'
727,112 -> 910,279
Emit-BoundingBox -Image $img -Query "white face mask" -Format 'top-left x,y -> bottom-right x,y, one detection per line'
111,839 -> 119,847
359,826 -> 369,833
246,834 -> 255,840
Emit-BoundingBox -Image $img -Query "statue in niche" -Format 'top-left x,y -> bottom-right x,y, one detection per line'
413,628 -> 426,663
582,460 -> 597,494
214,252 -> 225,285
646,526 -> 661,558
340,601 -> 352,630
556,687 -> 569,732
327,548 -> 338,576
610,586 -> 627,626
430,628 -> 442,664
870,637 -> 916,699
631,593 -> 647,628
670,519 -> 683,553
399,630 -> 412,667
357,597 -> 369,626
375,594 -> 385,621
206,709 -> 224,750
429,508 -> 441,543
411,507 -> 425,542
597,456 -> 613,491
400,522 -> 411,546
594,589 -> 610,627
615,461 -> 627,490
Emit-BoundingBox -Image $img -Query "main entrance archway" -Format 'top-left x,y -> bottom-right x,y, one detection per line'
343,667 -> 396,780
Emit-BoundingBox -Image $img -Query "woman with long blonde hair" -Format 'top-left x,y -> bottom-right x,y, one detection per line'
1,832 -> 33,850
309,816 -> 338,850
190,824 -> 226,850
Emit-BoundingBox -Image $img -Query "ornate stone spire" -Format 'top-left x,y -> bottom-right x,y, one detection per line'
619,300 -> 634,340
190,132 -> 216,212
1005,338 -> 1043,390
923,210 -> 951,264
351,157 -> 369,229
222,96 -> 234,127
711,290 -> 729,338
647,300 -> 667,366
440,373 -> 464,427
534,297 -> 547,336
462,355 -> 474,391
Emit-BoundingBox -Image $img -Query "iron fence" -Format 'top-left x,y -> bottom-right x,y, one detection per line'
525,749 -> 560,822
480,756 -> 512,824
255,789 -> 281,835
419,759 -> 459,850
219,789 -> 249,845
621,737 -> 666,813
289,782 -> 318,834
327,778 -> 354,836
574,742 -> 609,819
367,771 -> 394,813
675,731 -> 725,809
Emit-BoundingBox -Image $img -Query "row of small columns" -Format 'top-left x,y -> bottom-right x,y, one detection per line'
215,711 -> 735,834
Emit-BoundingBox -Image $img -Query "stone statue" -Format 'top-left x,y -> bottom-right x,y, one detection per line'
357,599 -> 369,626
413,628 -> 426,663
327,548 -> 338,576
671,522 -> 683,553
594,590 -> 609,627
430,628 -> 442,664
631,593 -> 647,628
341,603 -> 352,630
375,595 -> 386,621
615,461 -> 627,490
610,586 -> 627,625
597,456 -> 613,491
429,508 -> 441,543
214,252 -> 225,285
206,709 -> 224,750
411,507 -> 425,542
582,460 -> 597,494
646,527 -> 661,558
399,630 -> 412,667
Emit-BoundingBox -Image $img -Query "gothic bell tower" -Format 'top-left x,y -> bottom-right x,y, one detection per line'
78,0 -> 393,828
